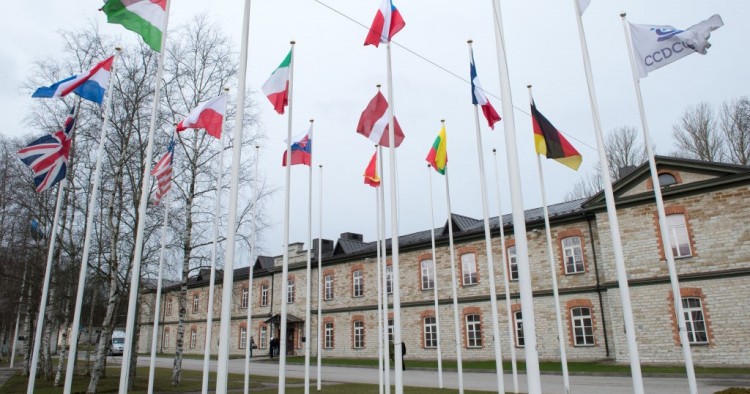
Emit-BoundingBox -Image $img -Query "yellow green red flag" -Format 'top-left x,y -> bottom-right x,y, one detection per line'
426,124 -> 448,175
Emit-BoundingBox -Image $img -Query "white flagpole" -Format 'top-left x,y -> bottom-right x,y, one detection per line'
443,165 -> 464,394
427,165 -> 443,387
147,187 -> 172,394
377,145 -> 391,394
64,48 -> 121,394
384,40 -> 404,394
243,144 -> 260,394
316,164 -> 323,391
216,0 -> 253,390
491,148 -> 519,393
119,1 -> 173,390
278,41 -> 296,394
375,163 -> 384,394
467,41 -> 505,394
27,180 -> 66,394
573,3 -> 644,392
304,119 -> 314,394
489,2 -> 542,391
529,87 -> 570,394
205,89 -> 228,394
621,13 -> 697,394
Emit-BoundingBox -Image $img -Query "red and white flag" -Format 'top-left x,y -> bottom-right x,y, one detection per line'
364,0 -> 405,47
356,91 -> 405,148
176,95 -> 227,138
151,136 -> 175,205
363,150 -> 381,187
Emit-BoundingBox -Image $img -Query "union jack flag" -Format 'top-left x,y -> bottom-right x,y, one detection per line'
17,106 -> 78,193
151,136 -> 175,205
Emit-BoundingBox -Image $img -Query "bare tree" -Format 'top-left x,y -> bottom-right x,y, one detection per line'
672,102 -> 724,162
720,97 -> 750,166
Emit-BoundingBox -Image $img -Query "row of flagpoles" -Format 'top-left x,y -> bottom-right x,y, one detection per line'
15,0 -> 724,393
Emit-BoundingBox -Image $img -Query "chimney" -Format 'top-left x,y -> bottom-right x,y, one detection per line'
340,232 -> 363,242
312,239 -> 334,257
618,165 -> 637,180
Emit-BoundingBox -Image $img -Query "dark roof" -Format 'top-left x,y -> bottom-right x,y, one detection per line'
265,313 -> 304,324
333,238 -> 370,255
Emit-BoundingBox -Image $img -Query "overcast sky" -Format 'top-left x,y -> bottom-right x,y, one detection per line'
2,1 -> 748,264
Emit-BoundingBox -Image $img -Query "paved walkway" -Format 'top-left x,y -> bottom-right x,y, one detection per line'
0,367 -> 19,388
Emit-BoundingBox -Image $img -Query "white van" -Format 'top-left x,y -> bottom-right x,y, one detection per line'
109,330 -> 126,356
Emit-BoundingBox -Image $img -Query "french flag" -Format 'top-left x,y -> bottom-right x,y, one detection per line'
176,95 -> 227,139
282,127 -> 312,167
470,49 -> 501,129
32,56 -> 114,104
364,0 -> 405,47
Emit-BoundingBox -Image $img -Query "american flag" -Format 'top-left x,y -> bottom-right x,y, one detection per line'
151,136 -> 175,205
17,106 -> 78,193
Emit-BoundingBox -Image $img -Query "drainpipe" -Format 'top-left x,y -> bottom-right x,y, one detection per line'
586,214 -> 610,358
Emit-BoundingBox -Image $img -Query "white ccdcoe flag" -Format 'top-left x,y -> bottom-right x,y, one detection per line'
578,0 -> 591,15
629,14 -> 724,78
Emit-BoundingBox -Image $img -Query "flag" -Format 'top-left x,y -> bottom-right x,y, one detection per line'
151,136 -> 175,205
470,50 -> 501,129
356,91 -> 405,148
426,124 -> 448,175
176,95 -> 227,139
30,219 -> 46,241
530,100 -> 582,171
628,14 -> 723,78
101,0 -> 167,52
32,57 -> 114,104
282,127 -> 312,167
17,106 -> 78,193
578,0 -> 591,15
262,50 -> 292,115
364,0 -> 406,47
363,151 -> 381,187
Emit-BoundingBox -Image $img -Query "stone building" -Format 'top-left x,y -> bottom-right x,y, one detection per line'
137,156 -> 750,366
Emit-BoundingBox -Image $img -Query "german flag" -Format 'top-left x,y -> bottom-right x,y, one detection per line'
531,100 -> 582,170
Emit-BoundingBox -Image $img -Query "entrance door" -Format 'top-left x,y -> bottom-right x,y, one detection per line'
286,323 -> 295,355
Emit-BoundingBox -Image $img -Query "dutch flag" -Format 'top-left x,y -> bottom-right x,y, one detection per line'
32,56 -> 114,104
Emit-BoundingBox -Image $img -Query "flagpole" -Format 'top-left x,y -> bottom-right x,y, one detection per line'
488,3 -> 542,391
27,179 -> 66,394
216,0 -> 253,390
147,186 -> 172,394
492,148 -> 519,394
316,163 -> 323,392
621,13 -> 697,394
443,166 -> 465,394
244,144 -> 260,394
119,1 -> 173,390
375,176 -> 384,394
304,119 -> 314,394
467,40 -> 505,394
278,40 -> 296,394
377,145 -> 391,394
427,166 -> 442,387
573,3 -> 644,392
203,88 -> 229,394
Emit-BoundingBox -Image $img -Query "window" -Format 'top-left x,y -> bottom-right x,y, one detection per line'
239,326 -> 247,349
192,294 -> 200,314
514,311 -> 524,347
260,284 -> 269,306
166,299 -> 172,316
683,298 -> 708,344
461,253 -> 478,285
163,329 -> 170,348
667,214 -> 692,258
353,320 -> 365,349
423,317 -> 437,348
387,319 -> 394,341
659,173 -> 677,188
259,325 -> 267,349
286,279 -> 295,303
386,266 -> 393,294
465,314 -> 482,348
189,329 -> 197,349
353,270 -> 364,297
562,237 -> 585,274
241,287 -> 248,309
324,274 -> 334,300
571,307 -> 594,346
507,246 -> 518,281
421,260 -> 435,290
324,322 -> 334,349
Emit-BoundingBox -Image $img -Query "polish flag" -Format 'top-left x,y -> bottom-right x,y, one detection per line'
176,95 -> 227,139
364,0 -> 406,47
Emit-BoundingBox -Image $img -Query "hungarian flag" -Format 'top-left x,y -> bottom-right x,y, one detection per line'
356,91 -> 404,148
101,0 -> 167,52
262,50 -> 292,114
364,0 -> 406,47
426,124 -> 448,175
176,95 -> 227,139
470,49 -> 501,129
363,151 -> 380,187
282,126 -> 312,167
531,100 -> 582,171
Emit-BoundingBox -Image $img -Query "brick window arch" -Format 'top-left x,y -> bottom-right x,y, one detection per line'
557,229 -> 588,275
259,281 -> 270,306
323,317 -> 335,349
462,306 -> 484,349
258,323 -> 268,349
565,299 -> 597,347
323,269 -> 335,301
505,239 -> 518,281
668,288 -> 713,346
511,303 -> 524,347
351,315 -> 365,349
239,322 -> 248,349
457,246 -> 479,287
646,170 -> 683,190
420,310 -> 438,349
351,263 -> 365,298
653,205 -> 697,260
417,253 -> 435,291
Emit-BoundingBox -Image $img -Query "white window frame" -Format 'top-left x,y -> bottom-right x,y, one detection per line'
423,316 -> 437,348
324,274 -> 334,300
353,320 -> 365,349
286,279 -> 295,304
571,307 -> 595,346
190,329 -> 197,349
163,329 -> 170,348
353,270 -> 364,297
465,314 -> 482,348
260,326 -> 267,349
239,326 -> 247,349
667,214 -> 692,258
260,284 -> 269,306
682,297 -> 708,344
166,299 -> 172,316
386,266 -> 393,294
514,311 -> 524,347
241,287 -> 248,309
562,236 -> 585,274
192,294 -> 200,314
421,260 -> 435,290
507,246 -> 519,281
461,253 -> 478,286
387,319 -> 394,342
324,322 -> 334,349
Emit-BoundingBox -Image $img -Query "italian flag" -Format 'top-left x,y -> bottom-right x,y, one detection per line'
102,0 -> 167,52
262,50 -> 292,115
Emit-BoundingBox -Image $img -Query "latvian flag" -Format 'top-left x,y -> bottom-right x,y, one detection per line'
151,136 -> 175,205
356,91 -> 405,148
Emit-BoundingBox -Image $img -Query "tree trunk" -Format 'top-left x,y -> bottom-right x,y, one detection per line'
83,284 -> 98,375
54,279 -> 73,386
128,300 -> 141,391
86,277 -> 118,394
22,269 -> 34,377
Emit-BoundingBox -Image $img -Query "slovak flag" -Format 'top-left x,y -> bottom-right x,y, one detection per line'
364,0 -> 405,47
32,56 -> 114,104
470,49 -> 501,129
17,106 -> 78,193
176,95 -> 227,139
282,127 -> 312,167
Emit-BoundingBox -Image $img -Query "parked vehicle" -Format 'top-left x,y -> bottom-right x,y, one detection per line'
109,330 -> 125,356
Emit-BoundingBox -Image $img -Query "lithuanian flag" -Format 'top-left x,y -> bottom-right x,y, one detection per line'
426,124 -> 448,175
531,100 -> 582,171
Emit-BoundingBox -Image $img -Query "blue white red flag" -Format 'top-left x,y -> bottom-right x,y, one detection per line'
32,56 -> 114,104
470,49 -> 501,130
364,0 -> 405,47
151,136 -> 175,205
17,106 -> 78,193
282,127 -> 312,167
